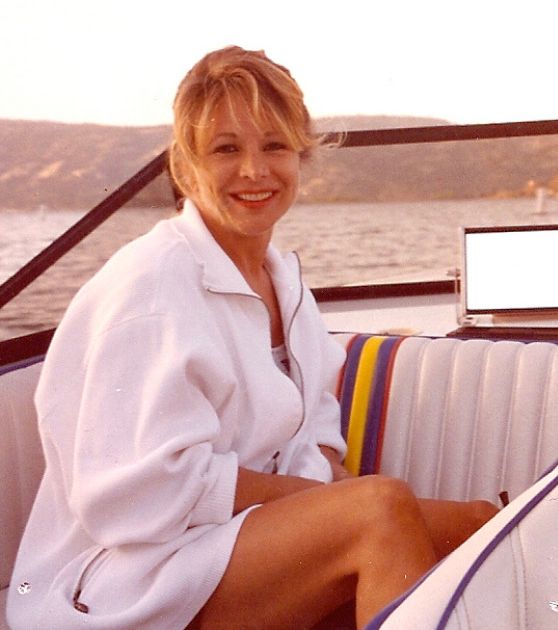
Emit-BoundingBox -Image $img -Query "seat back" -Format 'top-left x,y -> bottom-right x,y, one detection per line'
366,460 -> 558,629
0,358 -> 45,592
338,335 -> 558,503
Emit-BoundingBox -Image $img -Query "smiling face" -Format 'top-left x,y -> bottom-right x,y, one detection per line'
188,95 -> 301,250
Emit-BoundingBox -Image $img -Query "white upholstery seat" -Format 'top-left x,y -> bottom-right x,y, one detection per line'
0,360 -> 44,630
2,335 -> 558,628
366,460 -> 558,629
378,337 -> 558,503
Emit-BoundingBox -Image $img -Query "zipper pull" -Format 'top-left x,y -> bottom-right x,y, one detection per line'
73,590 -> 89,614
271,451 -> 280,474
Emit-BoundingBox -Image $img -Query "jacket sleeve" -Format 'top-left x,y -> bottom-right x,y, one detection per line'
62,313 -> 238,547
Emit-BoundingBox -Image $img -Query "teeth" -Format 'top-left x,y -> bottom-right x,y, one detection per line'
237,192 -> 273,201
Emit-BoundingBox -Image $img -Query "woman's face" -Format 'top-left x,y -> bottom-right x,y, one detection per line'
189,95 -> 301,246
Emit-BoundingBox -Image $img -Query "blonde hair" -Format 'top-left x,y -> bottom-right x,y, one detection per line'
169,46 -> 318,197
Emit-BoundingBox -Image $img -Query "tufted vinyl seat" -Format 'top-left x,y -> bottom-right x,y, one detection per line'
338,334 -> 558,503
366,459 -> 558,628
3,334 -> 558,628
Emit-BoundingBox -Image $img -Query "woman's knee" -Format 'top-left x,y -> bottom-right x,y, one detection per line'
333,476 -> 437,577
335,475 -> 424,534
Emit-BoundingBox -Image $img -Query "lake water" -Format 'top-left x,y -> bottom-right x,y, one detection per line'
2,197 -> 558,339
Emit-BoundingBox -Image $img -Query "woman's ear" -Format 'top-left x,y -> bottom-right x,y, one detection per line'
176,168 -> 198,203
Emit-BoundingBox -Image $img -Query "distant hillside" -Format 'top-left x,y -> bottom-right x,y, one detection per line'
2,117 -> 558,210
0,120 -> 171,210
303,116 -> 558,203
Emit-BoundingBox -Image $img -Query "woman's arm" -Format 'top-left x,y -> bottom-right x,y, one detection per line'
234,443 -> 356,514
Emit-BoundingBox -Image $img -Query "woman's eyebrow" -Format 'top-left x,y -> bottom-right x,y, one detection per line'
212,132 -> 237,141
212,130 -> 280,141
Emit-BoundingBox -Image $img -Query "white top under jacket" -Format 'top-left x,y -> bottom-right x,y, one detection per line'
7,201 -> 347,630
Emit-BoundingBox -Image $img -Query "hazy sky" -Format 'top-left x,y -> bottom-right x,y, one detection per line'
1,0 -> 557,127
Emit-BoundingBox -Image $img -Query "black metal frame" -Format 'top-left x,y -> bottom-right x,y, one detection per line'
330,119 -> 558,147
0,152 -> 169,309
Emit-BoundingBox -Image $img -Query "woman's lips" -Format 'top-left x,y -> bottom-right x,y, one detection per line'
233,191 -> 274,202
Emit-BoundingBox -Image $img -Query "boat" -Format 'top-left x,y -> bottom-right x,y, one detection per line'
3,119 -> 558,628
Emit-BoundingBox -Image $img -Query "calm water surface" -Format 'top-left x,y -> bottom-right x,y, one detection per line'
2,197 -> 558,338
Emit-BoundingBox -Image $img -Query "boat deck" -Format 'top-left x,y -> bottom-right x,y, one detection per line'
319,292 -> 458,337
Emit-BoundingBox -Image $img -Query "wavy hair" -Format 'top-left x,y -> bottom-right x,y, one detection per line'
169,46 -> 319,197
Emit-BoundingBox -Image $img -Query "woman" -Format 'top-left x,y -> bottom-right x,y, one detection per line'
7,46 -> 497,630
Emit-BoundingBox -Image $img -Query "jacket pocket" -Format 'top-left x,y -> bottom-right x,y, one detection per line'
71,546 -> 109,614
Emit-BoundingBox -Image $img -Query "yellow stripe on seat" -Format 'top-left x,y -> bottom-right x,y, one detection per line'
344,336 -> 385,476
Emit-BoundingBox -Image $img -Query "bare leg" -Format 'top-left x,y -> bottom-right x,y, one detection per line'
191,476 -> 438,630
309,498 -> 499,629
419,498 -> 499,559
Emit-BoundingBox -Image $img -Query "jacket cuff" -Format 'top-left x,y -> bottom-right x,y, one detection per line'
189,452 -> 239,527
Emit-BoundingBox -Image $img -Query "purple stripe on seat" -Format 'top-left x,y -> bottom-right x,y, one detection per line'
339,334 -> 371,440
364,562 -> 441,629
359,336 -> 400,476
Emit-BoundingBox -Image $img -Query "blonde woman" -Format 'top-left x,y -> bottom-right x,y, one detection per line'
8,47 -> 497,630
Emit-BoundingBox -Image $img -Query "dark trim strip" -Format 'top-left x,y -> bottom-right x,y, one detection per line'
312,279 -> 455,302
0,328 -> 55,366
0,353 -> 45,377
331,119 -> 558,148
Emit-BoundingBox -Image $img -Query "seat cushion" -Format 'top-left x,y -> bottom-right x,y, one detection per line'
0,359 -> 45,590
366,460 -> 558,629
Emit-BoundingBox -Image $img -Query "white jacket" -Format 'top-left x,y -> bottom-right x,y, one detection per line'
7,201 -> 346,629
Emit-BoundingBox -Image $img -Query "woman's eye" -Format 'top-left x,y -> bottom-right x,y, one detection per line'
213,144 -> 237,154
265,141 -> 287,151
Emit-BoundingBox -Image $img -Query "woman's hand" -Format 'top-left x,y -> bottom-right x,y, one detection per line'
319,446 -> 355,482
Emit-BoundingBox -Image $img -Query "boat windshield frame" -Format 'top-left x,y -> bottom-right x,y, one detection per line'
2,118 -> 558,361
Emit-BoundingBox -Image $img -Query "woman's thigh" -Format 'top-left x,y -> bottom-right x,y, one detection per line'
190,475 -> 435,630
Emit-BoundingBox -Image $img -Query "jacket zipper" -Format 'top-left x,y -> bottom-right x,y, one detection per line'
282,255 -> 306,437
206,254 -> 307,435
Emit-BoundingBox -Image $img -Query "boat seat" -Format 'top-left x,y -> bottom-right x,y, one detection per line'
337,334 -> 558,504
0,357 -> 45,630
365,458 -> 558,629
3,334 -> 558,628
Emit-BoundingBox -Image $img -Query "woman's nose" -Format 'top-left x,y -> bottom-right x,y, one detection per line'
239,150 -> 270,180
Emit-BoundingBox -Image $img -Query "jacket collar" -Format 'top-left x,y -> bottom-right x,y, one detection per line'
174,199 -> 302,304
